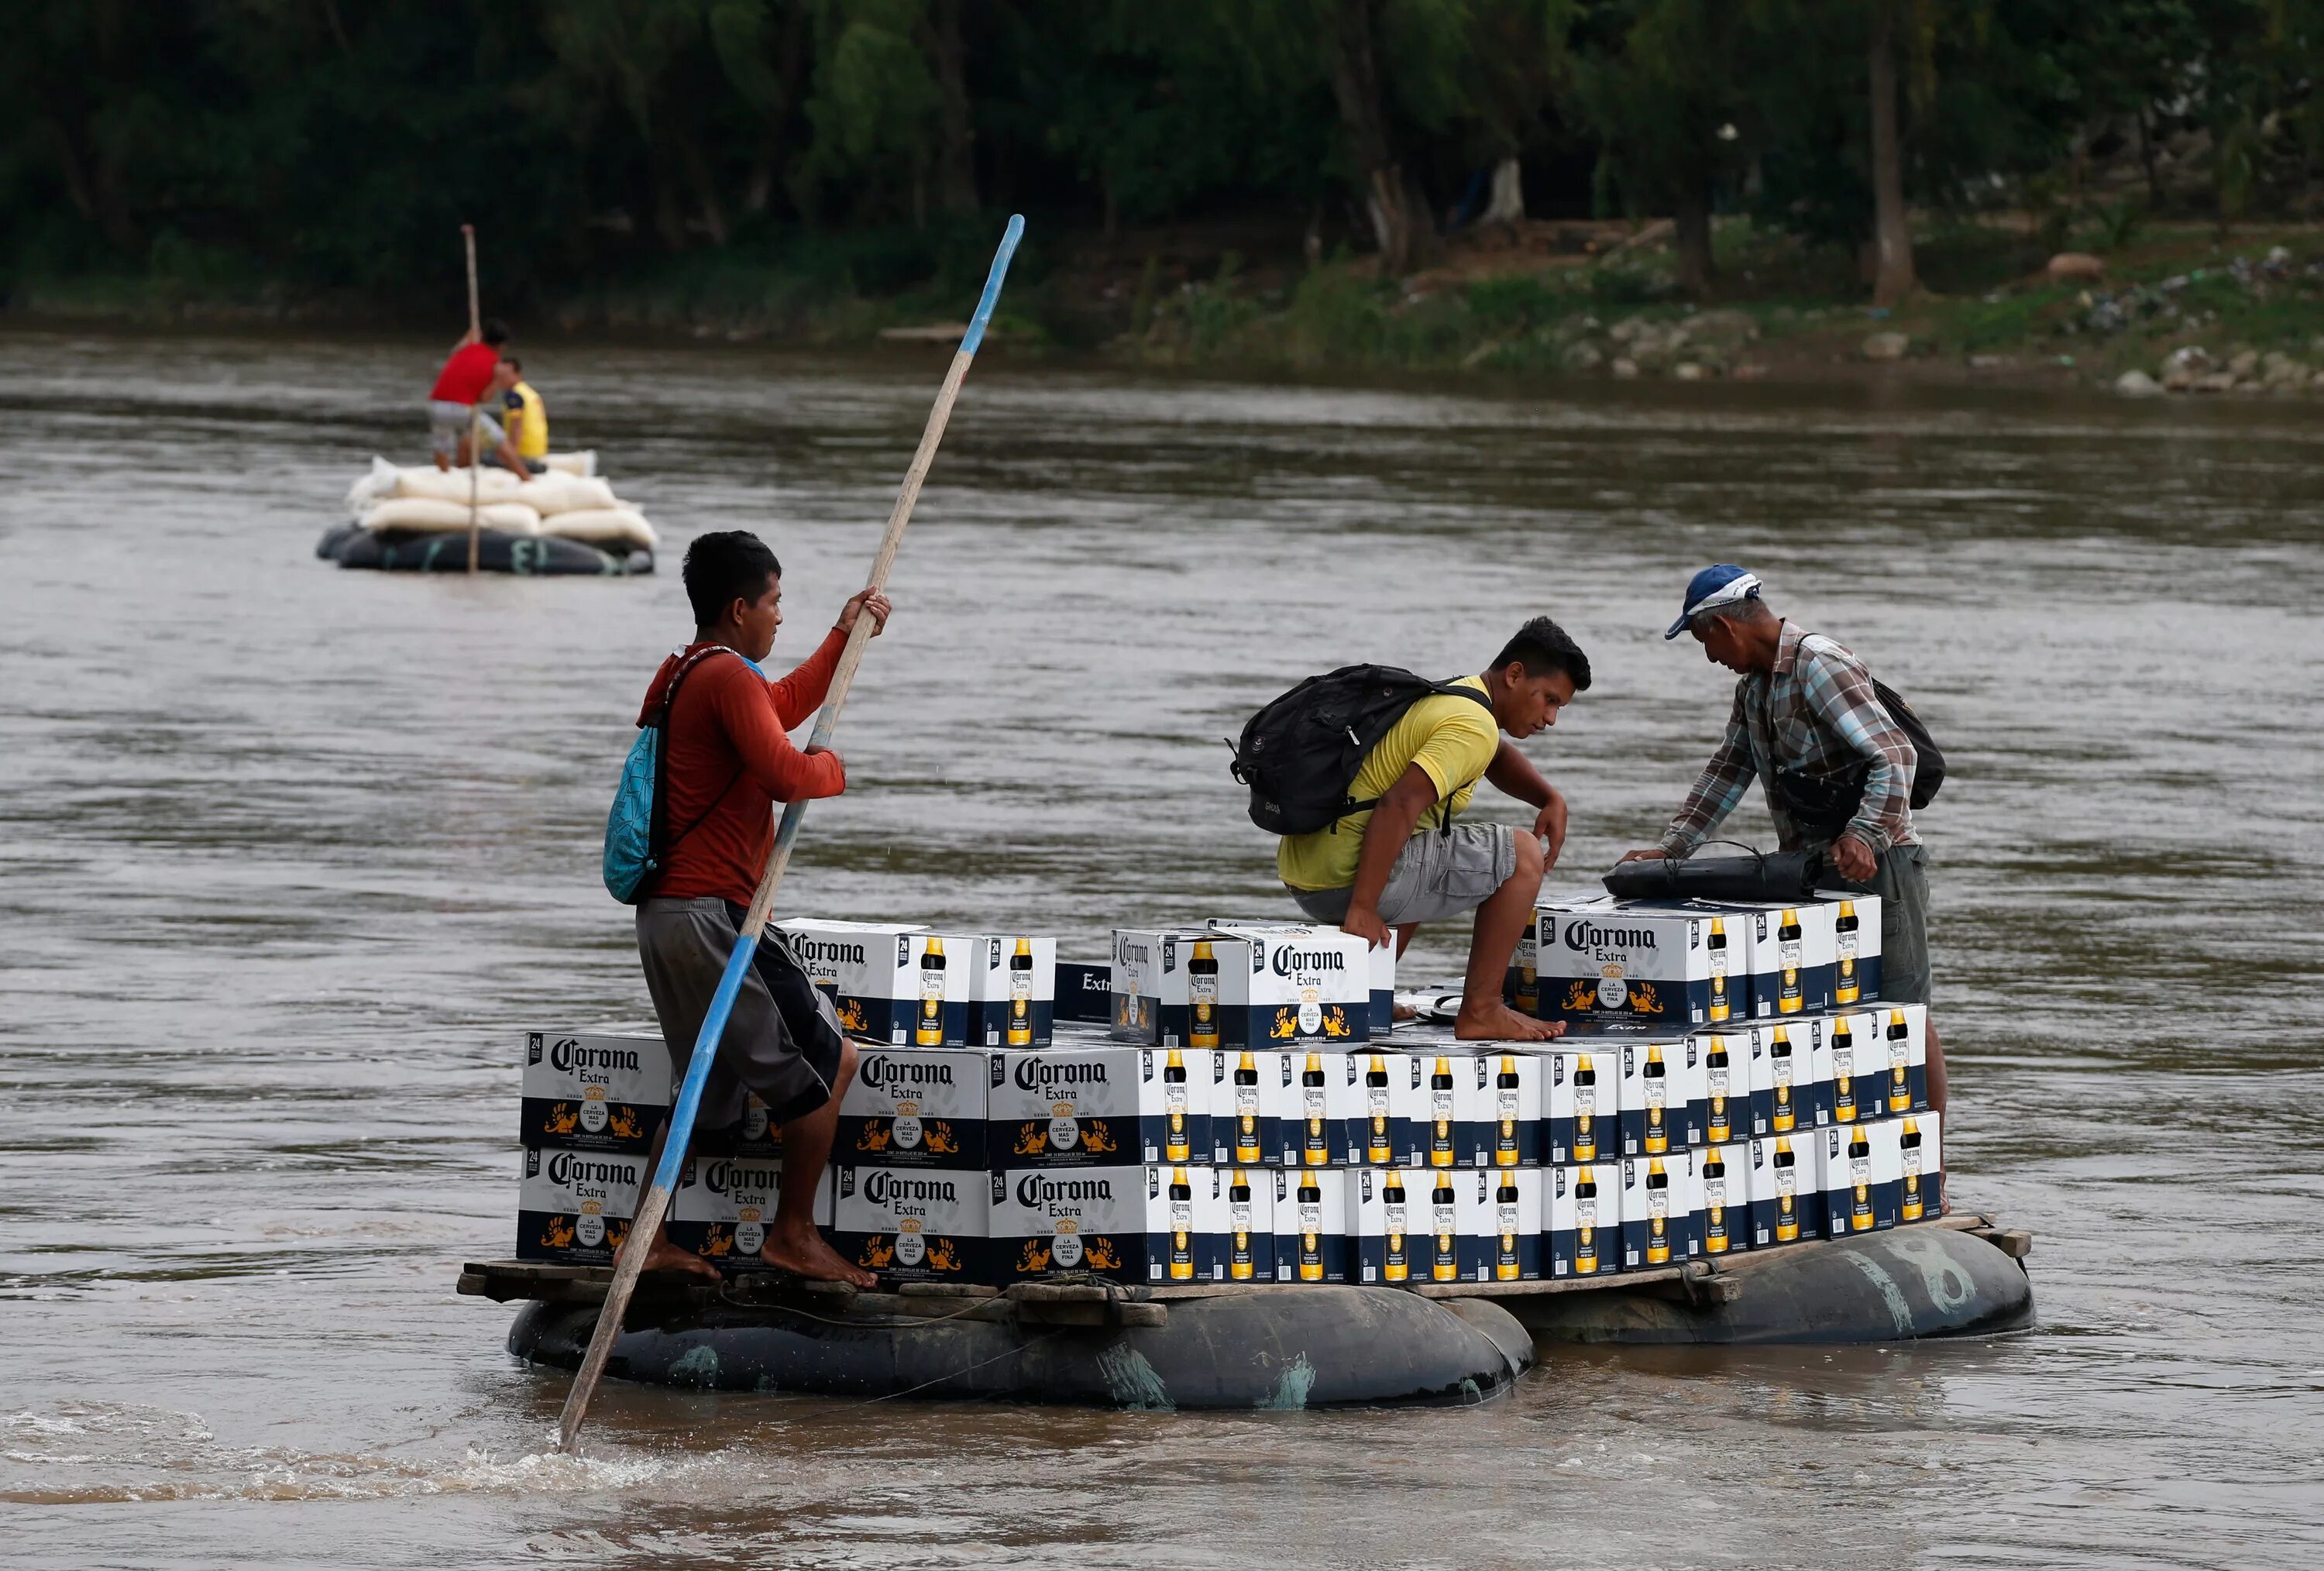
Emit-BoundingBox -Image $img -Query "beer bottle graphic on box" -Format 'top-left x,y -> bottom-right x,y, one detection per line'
1007,937 -> 1035,1047
1702,1145 -> 1733,1254
1363,1054 -> 1394,1165
1831,1012 -> 1859,1124
1900,1116 -> 1928,1220
1429,1172 -> 1459,1283
1773,1136 -> 1803,1242
1769,1026 -> 1798,1133
1228,1169 -> 1257,1281
1494,1055 -> 1522,1167
1167,1167 -> 1195,1281
1232,1051 -> 1263,1164
1495,1177 -> 1522,1281
1573,1053 -> 1600,1162
1188,939 -> 1221,1050
1707,916 -> 1731,1022
1428,1056 -> 1456,1168
916,937 -> 947,1046
1161,1049 -> 1193,1163
1834,899 -> 1860,1006
1301,1053 -> 1329,1167
1704,1035 -> 1734,1143
1383,1171 -> 1411,1283
1776,908 -> 1803,1015
1296,1174 -> 1326,1281
1573,1166 -> 1603,1275
1643,1043 -> 1669,1153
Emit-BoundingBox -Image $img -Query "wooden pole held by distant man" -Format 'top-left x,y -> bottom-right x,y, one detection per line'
464,224 -> 482,576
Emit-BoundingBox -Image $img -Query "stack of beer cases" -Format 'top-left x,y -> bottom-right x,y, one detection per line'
788,919 -> 1061,1286
1528,889 -> 1942,1260
514,1029 -> 665,1268
514,1027 -> 820,1273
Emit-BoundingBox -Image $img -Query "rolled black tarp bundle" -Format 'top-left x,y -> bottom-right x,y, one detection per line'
1600,846 -> 1824,904
317,522 -> 651,576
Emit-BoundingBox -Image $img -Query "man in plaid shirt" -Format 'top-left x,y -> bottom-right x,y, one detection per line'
1621,565 -> 1945,1114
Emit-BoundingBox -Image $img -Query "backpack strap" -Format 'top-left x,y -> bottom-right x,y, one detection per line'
1334,679 -> 1496,836
642,646 -> 748,890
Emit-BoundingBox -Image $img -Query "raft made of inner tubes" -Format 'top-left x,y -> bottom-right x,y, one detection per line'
465,1214 -> 2030,1408
499,1281 -> 1531,1410
1503,1214 -> 2034,1345
316,521 -> 651,576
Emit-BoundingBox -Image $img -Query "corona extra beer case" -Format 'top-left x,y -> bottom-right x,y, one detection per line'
1696,1140 -> 1750,1258
1212,920 -> 1394,1040
695,1092 -> 786,1157
1467,1167 -> 1544,1283
1748,1133 -> 1822,1246
1703,900 -> 1839,1019
953,933 -> 1057,1047
1547,1162 -> 1621,1280
1215,1049 -> 1283,1168
1618,1152 -> 1703,1269
1347,1167 -> 1421,1285
829,1164 -> 988,1284
1533,898 -> 1717,1029
1055,959 -> 1114,1023
520,1030 -> 670,1153
1451,1047 -> 1544,1169
1413,1167 -> 1479,1285
775,919 -> 961,1047
1693,1026 -> 1761,1146
1757,1018 -> 1834,1137
1595,1033 -> 1699,1157
1270,1167 -> 1348,1282
1894,1109 -> 1943,1224
1542,1048 -> 1616,1166
835,1047 -> 992,1169
1222,1167 -> 1277,1284
988,1043 -> 1218,1167
1232,925 -> 1372,1047
1109,928 -> 1250,1047
1842,1002 -> 1930,1114
666,1151 -> 835,1270
517,1146 -> 643,1266
1817,1119 -> 1903,1239
1823,892 -> 1882,1006
1350,1050 -> 1428,1169
990,1164 -> 1229,1284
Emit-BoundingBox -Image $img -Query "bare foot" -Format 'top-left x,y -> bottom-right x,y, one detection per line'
1453,1003 -> 1565,1042
1392,1002 -> 1418,1023
760,1222 -> 877,1288
641,1236 -> 720,1281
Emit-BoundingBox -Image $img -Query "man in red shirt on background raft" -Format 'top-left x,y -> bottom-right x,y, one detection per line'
632,530 -> 890,1286
426,318 -> 528,475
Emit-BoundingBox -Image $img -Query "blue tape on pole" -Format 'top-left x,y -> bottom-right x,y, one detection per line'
958,214 -> 1025,357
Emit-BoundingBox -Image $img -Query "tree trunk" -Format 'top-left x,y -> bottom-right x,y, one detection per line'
2137,112 -> 2164,210
1867,1 -> 1915,307
1673,187 -> 1714,297
1482,155 -> 1525,226
1318,0 -> 1435,274
928,0 -> 978,215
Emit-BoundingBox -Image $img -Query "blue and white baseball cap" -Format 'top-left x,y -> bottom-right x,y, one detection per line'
1665,564 -> 1762,639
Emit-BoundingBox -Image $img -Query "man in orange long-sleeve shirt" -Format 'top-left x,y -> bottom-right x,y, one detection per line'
632,529 -> 889,1286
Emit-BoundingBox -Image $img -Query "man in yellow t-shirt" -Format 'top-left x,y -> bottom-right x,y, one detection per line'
497,356 -> 549,469
1280,616 -> 1592,1042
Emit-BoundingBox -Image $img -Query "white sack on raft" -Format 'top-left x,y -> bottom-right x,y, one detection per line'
541,450 -> 598,478
345,455 -> 401,517
363,497 -> 544,536
513,472 -> 621,517
394,465 -> 526,504
539,507 -> 658,551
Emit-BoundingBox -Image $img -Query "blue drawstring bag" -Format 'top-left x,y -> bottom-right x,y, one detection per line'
603,648 -> 757,902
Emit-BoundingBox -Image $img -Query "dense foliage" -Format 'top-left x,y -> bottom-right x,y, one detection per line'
4,0 -> 2321,310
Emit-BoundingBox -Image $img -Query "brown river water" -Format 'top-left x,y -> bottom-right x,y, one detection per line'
2,331 -> 2320,1568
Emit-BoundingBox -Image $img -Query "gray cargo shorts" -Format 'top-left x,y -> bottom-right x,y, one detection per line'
427,398 -> 505,459
1831,843 -> 1932,1005
635,897 -> 848,1131
1289,822 -> 1519,927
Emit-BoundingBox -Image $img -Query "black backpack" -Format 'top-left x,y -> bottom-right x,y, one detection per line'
1770,677 -> 1947,841
1231,665 -> 1494,836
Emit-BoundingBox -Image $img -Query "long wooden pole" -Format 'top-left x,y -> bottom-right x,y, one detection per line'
554,213 -> 1023,1454
463,223 -> 482,576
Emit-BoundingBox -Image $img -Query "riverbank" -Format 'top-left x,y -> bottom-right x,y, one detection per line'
12,215 -> 2324,397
